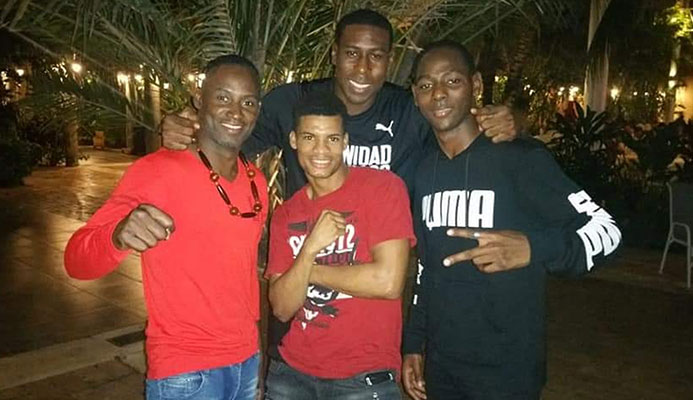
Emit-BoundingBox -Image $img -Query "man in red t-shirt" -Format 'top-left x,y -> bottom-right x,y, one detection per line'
64,55 -> 268,400
264,93 -> 416,399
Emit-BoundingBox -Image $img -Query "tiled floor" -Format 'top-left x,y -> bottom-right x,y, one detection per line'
0,148 -> 692,399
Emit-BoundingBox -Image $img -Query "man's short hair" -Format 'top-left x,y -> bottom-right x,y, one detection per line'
413,40 -> 477,79
203,54 -> 261,88
336,9 -> 393,50
293,92 -> 348,131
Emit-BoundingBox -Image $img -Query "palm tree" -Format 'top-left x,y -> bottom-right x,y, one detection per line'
0,0 -> 576,197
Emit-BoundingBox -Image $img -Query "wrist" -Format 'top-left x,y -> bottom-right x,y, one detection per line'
309,264 -> 326,285
111,220 -> 127,251
299,243 -> 320,259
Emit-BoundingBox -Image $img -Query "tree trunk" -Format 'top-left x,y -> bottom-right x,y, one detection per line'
585,45 -> 610,113
502,28 -> 533,108
478,34 -> 497,105
584,0 -> 612,113
64,119 -> 79,167
249,0 -> 267,77
145,80 -> 161,153
123,79 -> 134,151
392,27 -> 424,86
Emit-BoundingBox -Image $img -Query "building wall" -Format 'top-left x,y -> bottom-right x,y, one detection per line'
675,75 -> 693,121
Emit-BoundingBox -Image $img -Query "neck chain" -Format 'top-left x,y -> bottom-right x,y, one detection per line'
196,147 -> 262,218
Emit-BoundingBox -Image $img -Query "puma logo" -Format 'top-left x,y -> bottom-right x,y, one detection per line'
375,120 -> 394,137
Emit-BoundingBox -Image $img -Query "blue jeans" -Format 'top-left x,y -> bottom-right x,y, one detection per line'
146,353 -> 259,400
264,359 -> 401,400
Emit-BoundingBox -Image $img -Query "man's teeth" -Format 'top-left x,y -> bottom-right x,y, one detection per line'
222,122 -> 242,130
349,80 -> 371,89
434,108 -> 451,117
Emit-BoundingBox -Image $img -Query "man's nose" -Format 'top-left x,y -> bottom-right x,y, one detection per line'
432,84 -> 447,101
226,101 -> 242,118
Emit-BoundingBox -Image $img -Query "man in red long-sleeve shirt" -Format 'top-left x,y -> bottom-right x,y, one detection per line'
64,54 -> 268,400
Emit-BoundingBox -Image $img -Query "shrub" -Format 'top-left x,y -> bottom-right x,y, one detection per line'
0,137 -> 40,187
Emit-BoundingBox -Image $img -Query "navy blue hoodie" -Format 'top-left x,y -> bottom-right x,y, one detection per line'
402,134 -> 621,393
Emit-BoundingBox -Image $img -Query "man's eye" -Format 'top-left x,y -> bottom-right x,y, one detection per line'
418,83 -> 432,90
448,78 -> 462,85
216,95 -> 228,102
302,135 -> 313,141
243,100 -> 257,107
370,53 -> 383,61
329,136 -> 341,143
346,50 -> 358,57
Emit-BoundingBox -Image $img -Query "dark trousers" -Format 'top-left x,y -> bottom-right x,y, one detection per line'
424,356 -> 542,400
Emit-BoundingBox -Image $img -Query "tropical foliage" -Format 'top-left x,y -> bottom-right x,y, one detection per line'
548,104 -> 693,246
0,0 -> 577,131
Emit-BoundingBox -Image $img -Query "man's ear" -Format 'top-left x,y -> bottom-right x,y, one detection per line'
192,89 -> 203,111
472,72 -> 483,105
343,132 -> 349,149
289,131 -> 297,150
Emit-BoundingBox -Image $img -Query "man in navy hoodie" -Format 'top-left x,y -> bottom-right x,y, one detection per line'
402,40 -> 621,400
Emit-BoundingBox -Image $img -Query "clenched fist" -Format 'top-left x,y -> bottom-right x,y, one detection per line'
112,204 -> 175,252
302,209 -> 346,256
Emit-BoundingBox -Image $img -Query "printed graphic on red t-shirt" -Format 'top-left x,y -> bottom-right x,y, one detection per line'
287,213 -> 360,330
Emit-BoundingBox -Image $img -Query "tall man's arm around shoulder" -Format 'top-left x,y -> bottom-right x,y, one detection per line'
64,159 -> 174,280
472,104 -> 519,143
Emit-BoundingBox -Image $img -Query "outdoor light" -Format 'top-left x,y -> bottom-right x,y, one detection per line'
16,68 -> 25,77
569,86 -> 579,100
610,87 -> 620,99
187,73 -> 196,83
134,74 -> 144,83
70,62 -> 83,74
117,72 -> 129,85
163,82 -> 170,89
194,73 -> 206,88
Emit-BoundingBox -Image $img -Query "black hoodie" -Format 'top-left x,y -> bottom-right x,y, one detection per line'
402,134 -> 621,393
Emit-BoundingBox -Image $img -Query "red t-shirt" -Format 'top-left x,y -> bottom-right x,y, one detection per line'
64,149 -> 268,379
265,167 -> 415,379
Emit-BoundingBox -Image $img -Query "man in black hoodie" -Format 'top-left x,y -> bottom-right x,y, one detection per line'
402,41 -> 621,400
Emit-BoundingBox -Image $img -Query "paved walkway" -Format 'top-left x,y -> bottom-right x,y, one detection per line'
0,148 -> 692,399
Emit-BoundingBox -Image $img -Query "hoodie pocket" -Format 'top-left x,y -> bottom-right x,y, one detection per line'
426,280 -> 508,366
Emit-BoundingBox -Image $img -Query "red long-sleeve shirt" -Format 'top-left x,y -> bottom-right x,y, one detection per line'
64,149 -> 268,379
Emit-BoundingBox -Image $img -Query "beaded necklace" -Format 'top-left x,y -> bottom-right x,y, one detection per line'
196,147 -> 262,218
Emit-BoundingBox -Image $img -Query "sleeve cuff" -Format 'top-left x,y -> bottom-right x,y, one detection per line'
103,220 -> 132,262
402,333 -> 425,355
